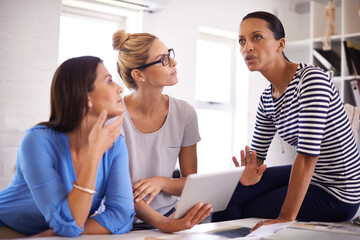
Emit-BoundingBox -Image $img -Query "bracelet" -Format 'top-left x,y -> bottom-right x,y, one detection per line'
73,183 -> 97,194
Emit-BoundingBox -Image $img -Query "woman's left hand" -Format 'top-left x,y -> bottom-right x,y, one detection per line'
235,146 -> 267,186
251,217 -> 291,232
133,176 -> 166,204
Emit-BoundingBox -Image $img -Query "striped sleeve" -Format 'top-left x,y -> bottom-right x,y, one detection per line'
251,92 -> 277,160
296,67 -> 332,156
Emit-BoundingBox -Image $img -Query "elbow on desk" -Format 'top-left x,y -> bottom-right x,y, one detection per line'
92,206 -> 136,234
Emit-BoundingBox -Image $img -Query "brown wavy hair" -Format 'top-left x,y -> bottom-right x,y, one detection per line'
39,56 -> 102,132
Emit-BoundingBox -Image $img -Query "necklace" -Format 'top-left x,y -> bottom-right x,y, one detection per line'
276,62 -> 291,154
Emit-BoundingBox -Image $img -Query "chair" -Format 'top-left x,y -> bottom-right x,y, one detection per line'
344,103 -> 360,146
343,103 -> 360,221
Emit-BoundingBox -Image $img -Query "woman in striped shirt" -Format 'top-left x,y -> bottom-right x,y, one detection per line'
212,11 -> 360,231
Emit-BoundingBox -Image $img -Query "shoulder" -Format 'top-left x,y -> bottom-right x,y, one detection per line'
295,63 -> 331,92
295,63 -> 335,103
296,63 -> 329,83
17,125 -> 63,166
170,96 -> 194,110
257,85 -> 273,112
113,134 -> 126,146
22,125 -> 59,144
169,96 -> 197,117
110,134 -> 127,155
26,124 -> 52,133
260,85 -> 273,101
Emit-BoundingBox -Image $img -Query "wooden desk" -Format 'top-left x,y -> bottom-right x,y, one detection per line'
25,218 -> 360,240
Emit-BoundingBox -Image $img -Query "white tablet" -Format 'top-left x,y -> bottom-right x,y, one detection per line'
174,167 -> 244,219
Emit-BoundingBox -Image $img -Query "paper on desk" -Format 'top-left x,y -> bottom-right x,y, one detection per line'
290,221 -> 360,235
231,221 -> 295,239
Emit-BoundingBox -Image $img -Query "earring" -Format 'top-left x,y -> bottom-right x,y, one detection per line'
89,101 -> 93,107
142,79 -> 145,82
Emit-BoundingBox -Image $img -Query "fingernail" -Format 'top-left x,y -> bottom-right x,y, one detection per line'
135,198 -> 139,202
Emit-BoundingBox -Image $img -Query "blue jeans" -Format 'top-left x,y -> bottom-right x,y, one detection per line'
212,165 -> 359,222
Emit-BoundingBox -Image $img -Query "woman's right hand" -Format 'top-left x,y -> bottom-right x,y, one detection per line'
233,146 -> 267,186
160,203 -> 212,233
88,110 -> 124,160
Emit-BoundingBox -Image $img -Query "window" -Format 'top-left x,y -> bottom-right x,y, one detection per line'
195,39 -> 232,103
59,0 -> 142,95
195,28 -> 249,173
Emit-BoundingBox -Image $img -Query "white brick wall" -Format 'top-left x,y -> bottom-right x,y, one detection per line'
0,0 -> 61,190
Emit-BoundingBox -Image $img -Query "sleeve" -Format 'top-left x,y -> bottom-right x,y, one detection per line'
250,96 -> 277,160
296,67 -> 332,156
181,103 -> 201,147
93,136 -> 135,234
18,130 -> 83,237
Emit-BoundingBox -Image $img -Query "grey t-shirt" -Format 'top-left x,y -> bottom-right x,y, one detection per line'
122,96 -> 201,219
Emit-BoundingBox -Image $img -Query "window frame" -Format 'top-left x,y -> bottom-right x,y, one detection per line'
195,28 -> 244,173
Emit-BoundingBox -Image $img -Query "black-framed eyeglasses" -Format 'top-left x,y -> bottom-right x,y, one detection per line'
135,48 -> 175,70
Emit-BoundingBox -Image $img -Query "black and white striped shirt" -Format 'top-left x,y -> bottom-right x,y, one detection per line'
251,63 -> 360,204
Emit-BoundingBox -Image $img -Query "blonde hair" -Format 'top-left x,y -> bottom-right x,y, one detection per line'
112,30 -> 157,89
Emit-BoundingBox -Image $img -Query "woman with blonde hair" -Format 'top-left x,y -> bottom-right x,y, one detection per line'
112,30 -> 212,232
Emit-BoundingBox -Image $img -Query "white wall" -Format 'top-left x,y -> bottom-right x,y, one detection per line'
0,0 -> 300,190
142,0 -> 297,166
0,0 -> 61,189
142,0 -> 291,105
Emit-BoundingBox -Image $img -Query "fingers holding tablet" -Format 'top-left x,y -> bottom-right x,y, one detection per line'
190,203 -> 213,226
167,203 -> 212,231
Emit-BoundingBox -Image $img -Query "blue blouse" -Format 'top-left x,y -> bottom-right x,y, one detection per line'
0,125 -> 135,237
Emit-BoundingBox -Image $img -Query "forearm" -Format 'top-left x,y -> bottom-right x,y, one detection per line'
37,216 -> 113,236
161,177 -> 186,196
134,200 -> 168,231
279,154 -> 317,220
82,218 -> 111,235
68,154 -> 101,228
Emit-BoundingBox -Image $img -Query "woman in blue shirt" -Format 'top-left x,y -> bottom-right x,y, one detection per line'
0,56 -> 135,237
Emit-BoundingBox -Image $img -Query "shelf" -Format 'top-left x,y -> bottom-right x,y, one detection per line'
284,0 -> 360,105
312,35 -> 342,43
344,33 -> 360,39
333,76 -> 342,82
344,76 -> 360,81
